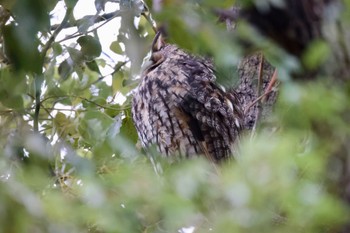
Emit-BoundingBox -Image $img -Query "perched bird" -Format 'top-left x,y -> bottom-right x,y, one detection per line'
132,32 -> 243,162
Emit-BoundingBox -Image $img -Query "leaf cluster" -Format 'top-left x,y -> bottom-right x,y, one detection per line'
0,0 -> 349,233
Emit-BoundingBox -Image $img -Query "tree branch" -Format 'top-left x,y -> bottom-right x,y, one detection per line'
40,95 -> 130,111
42,7 -> 73,58
244,84 -> 279,116
90,60 -> 129,85
33,75 -> 44,132
50,11 -> 124,31
56,11 -> 123,44
250,53 -> 264,134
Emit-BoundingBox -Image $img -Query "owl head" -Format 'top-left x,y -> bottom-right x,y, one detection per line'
141,31 -> 181,74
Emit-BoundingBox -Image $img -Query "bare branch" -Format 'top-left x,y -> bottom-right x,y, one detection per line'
90,60 -> 129,85
250,53 -> 264,135
42,7 -> 74,58
50,11 -> 124,31
244,83 -> 279,116
33,75 -> 44,132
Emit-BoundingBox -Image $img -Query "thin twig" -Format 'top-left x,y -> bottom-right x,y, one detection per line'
33,75 -> 43,132
90,60 -> 129,85
336,20 -> 350,69
141,11 -> 157,33
56,12 -> 121,44
244,84 -> 279,116
40,95 -> 131,111
262,68 -> 278,102
42,7 -> 73,58
39,126 -> 53,133
50,11 -> 124,31
250,53 -> 264,135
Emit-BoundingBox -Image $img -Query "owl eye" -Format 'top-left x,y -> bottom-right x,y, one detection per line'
147,51 -> 165,71
151,51 -> 162,63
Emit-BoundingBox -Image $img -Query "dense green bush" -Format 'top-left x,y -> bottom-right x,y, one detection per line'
0,0 -> 349,232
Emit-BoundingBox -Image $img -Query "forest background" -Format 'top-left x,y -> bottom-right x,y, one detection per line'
0,0 -> 350,232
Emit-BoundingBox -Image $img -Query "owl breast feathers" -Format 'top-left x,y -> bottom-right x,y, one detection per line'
132,34 -> 243,162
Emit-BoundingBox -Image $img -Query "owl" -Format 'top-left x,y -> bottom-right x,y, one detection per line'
132,33 -> 243,162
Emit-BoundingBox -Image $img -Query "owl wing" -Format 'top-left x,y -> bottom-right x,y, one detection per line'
177,59 -> 243,161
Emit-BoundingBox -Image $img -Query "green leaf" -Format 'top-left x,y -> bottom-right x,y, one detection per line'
0,68 -> 27,95
77,15 -> 96,33
106,114 -> 123,138
77,35 -> 102,61
302,40 -> 330,70
13,0 -> 51,33
3,24 -> 42,73
105,104 -> 122,118
58,59 -> 74,80
0,0 -> 16,9
85,60 -> 101,74
52,42 -> 63,56
96,81 -> 112,99
78,110 -> 114,145
106,113 -> 139,159
112,71 -> 130,95
200,0 -> 235,8
110,41 -> 124,55
0,91 -> 24,110
67,47 -> 83,64
119,114 -> 138,145
54,112 -> 76,137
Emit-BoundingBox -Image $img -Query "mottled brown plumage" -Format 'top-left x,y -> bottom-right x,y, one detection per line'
132,33 -> 243,162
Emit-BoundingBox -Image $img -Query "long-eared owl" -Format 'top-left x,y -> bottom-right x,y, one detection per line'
132,33 -> 243,162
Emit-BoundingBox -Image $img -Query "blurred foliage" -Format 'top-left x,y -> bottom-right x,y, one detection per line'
0,0 -> 350,233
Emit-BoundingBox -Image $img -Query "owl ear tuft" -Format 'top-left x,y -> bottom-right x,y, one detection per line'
151,31 -> 165,52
